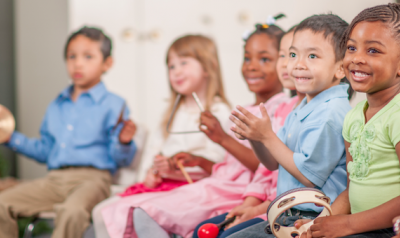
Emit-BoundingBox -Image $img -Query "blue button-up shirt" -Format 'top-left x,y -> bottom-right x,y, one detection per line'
276,84 -> 351,212
7,82 -> 136,174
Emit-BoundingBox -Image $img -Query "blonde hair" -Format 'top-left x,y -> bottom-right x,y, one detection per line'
161,35 -> 230,137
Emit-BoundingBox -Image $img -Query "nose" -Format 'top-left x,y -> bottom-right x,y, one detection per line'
246,58 -> 259,71
351,51 -> 366,65
293,56 -> 306,70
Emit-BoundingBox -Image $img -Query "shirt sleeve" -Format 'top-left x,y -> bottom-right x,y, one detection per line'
108,104 -> 137,167
387,105 -> 400,147
5,107 -> 54,163
242,164 -> 278,201
294,121 -> 346,188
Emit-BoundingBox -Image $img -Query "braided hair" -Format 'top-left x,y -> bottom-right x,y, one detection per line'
341,3 -> 400,50
245,13 -> 286,49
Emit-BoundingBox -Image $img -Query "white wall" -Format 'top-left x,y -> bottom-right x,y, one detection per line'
15,0 -> 69,179
15,0 -> 393,179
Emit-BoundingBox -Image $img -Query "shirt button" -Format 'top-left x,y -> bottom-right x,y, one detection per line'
288,134 -> 291,138
60,143 -> 66,148
67,125 -> 74,131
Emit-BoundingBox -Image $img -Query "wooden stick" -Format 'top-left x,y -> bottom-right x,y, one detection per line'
192,92 -> 205,112
176,160 -> 193,184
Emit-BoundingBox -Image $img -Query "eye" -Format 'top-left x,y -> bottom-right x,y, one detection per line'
168,64 -> 175,70
85,55 -> 92,59
181,61 -> 187,66
260,57 -> 270,63
279,54 -> 285,58
244,57 -> 250,62
347,45 -> 356,52
289,52 -> 296,58
367,48 -> 379,54
308,54 -> 317,59
68,55 -> 76,60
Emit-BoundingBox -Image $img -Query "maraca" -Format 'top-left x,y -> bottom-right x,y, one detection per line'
197,216 -> 235,238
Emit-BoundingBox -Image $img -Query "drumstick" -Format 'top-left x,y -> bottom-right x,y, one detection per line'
192,92 -> 205,112
176,160 -> 193,184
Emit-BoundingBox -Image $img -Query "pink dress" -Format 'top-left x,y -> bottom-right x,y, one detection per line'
243,96 -> 299,220
102,93 -> 289,238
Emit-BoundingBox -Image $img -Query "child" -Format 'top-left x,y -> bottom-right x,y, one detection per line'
193,25 -> 307,238
296,4 -> 400,238
0,27 -> 137,238
228,14 -> 352,238
92,34 -> 232,238
98,21 -> 289,238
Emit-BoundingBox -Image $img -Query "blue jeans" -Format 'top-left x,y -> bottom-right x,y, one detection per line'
192,213 -> 264,238
226,214 -> 395,238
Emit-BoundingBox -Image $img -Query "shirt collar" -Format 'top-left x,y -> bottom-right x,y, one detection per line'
295,83 -> 349,121
57,81 -> 108,103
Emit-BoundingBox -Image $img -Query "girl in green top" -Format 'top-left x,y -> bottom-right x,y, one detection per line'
296,3 -> 400,238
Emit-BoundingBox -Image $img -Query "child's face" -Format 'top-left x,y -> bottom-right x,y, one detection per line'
276,32 -> 296,90
343,21 -> 400,94
167,51 -> 207,96
287,29 -> 344,101
242,34 -> 281,94
66,35 -> 112,90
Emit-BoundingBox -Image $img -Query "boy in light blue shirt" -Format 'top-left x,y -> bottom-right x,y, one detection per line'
229,14 -> 352,237
0,27 -> 137,238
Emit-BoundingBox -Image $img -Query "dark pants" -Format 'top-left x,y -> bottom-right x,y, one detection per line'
226,209 -> 395,238
192,212 -> 264,238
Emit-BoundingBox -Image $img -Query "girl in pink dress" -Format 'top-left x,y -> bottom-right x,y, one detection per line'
192,24 -> 306,238
100,20 -> 290,238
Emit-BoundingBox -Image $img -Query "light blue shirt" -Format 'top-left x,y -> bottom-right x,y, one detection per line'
6,82 -> 137,174
276,84 -> 351,212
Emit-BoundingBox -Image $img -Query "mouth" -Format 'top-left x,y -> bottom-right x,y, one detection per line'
245,77 -> 263,85
294,77 -> 312,83
281,73 -> 289,80
73,73 -> 83,79
350,70 -> 371,82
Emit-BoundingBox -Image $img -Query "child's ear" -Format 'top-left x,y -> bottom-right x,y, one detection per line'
335,62 -> 345,80
102,56 -> 114,73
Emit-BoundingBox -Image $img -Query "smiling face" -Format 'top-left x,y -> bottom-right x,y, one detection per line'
277,32 -> 296,90
167,51 -> 208,96
242,34 -> 282,94
343,21 -> 400,94
287,29 -> 344,101
66,35 -> 112,90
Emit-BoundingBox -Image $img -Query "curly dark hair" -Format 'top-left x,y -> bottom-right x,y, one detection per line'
341,3 -> 400,50
246,13 -> 286,49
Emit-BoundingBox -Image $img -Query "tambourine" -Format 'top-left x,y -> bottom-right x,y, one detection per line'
266,188 -> 332,238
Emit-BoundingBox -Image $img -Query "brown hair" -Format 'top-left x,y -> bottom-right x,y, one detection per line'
161,35 -> 230,137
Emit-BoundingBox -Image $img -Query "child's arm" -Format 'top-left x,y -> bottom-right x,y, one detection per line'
108,108 -> 137,167
299,142 -> 400,238
4,110 -> 54,163
200,111 -> 260,172
230,104 -> 314,187
172,152 -> 215,174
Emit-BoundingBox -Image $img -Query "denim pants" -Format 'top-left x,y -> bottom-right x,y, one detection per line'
192,212 -> 264,238
226,210 -> 395,238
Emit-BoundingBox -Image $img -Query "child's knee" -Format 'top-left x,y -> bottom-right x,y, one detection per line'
55,204 -> 90,223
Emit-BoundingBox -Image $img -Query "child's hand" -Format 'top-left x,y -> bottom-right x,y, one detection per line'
296,215 -> 352,238
199,111 -> 228,144
172,152 -> 200,167
118,120 -> 136,144
229,103 -> 274,142
143,168 -> 162,188
393,216 -> 400,238
153,154 -> 175,174
225,206 -> 259,230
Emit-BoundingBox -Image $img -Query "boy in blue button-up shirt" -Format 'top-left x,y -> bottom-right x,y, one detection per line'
0,27 -> 137,238
229,14 -> 353,237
